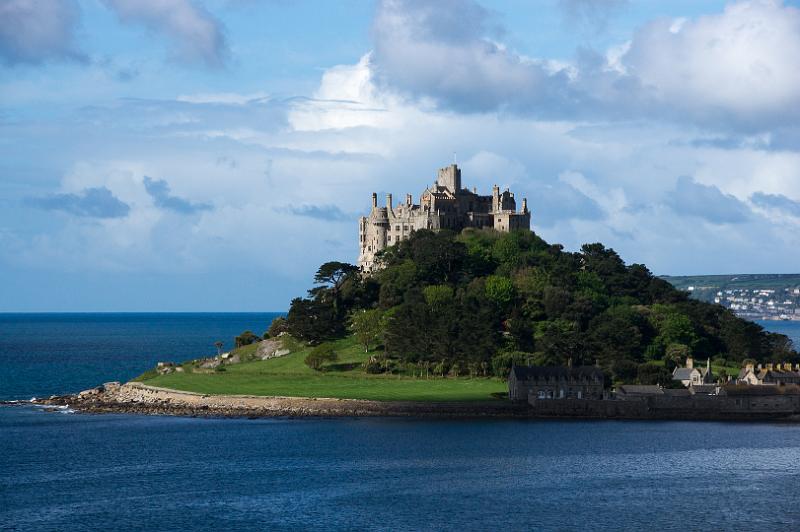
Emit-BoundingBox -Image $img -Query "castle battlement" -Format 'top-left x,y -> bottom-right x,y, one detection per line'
358,164 -> 531,271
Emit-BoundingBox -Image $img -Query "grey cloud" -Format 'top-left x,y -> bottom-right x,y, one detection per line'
751,192 -> 800,218
279,204 -> 351,222
143,176 -> 212,214
25,187 -> 130,218
666,176 -> 751,224
101,0 -> 228,67
0,0 -> 86,65
528,182 -> 604,227
371,0 -> 559,114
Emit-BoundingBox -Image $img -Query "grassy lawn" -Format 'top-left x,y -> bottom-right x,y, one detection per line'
140,336 -> 507,402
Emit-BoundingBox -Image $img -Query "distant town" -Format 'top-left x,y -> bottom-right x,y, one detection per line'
663,274 -> 800,321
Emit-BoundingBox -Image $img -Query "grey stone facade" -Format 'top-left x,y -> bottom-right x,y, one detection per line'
508,365 -> 604,402
358,164 -> 531,271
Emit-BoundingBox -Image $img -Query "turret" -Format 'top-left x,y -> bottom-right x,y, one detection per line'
371,192 -> 377,209
492,184 -> 500,212
386,193 -> 393,211
521,198 -> 528,214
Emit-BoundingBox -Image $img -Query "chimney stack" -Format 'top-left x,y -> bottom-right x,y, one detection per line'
686,357 -> 693,369
406,193 -> 412,206
371,192 -> 377,208
386,193 -> 393,211
522,198 -> 528,213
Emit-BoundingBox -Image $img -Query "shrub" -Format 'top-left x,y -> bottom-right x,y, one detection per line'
304,343 -> 338,371
235,330 -> 260,348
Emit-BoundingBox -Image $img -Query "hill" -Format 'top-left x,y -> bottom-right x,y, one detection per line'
281,229 -> 797,383
137,228 -> 798,396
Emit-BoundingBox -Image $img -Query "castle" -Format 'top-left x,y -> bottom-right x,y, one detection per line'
358,164 -> 531,271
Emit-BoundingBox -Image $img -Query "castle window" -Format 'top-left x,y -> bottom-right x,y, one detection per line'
395,225 -> 400,231
388,236 -> 391,241
403,225 -> 408,230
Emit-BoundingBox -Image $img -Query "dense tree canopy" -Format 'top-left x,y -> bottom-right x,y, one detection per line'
284,228 -> 797,377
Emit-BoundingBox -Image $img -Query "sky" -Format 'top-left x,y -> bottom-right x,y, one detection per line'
2,0 -> 800,312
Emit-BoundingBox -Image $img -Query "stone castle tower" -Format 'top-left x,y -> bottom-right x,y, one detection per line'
358,164 -> 531,271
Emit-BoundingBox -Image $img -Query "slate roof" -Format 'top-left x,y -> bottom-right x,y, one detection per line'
672,368 -> 696,381
721,384 -> 800,396
615,385 -> 663,396
510,365 -> 604,382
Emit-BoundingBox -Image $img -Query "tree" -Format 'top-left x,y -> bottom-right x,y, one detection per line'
637,364 -> 673,386
287,297 -> 344,343
611,359 -> 639,383
267,316 -> 289,337
485,275 -> 516,307
349,309 -> 384,352
313,261 -> 359,313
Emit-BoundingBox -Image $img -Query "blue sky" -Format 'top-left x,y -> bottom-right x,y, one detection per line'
2,0 -> 800,311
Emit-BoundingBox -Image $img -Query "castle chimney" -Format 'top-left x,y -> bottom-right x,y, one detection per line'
522,198 -> 528,213
386,193 -> 393,211
686,357 -> 693,369
767,363 -> 774,371
472,187 -> 477,194
371,192 -> 377,208
406,193 -> 412,206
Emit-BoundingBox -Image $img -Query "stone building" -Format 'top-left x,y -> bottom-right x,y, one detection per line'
508,365 -> 604,402
672,357 -> 714,387
358,163 -> 531,271
737,362 -> 800,385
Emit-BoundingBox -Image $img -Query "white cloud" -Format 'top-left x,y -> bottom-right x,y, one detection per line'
623,0 -> 800,129
367,0 -> 800,133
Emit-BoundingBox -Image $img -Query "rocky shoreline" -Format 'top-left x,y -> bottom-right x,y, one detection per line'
15,381 -> 800,422
29,382 -> 529,419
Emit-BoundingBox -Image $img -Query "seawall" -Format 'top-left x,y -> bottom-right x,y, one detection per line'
33,382 -> 800,421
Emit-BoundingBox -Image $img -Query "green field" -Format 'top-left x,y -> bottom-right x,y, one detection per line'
139,337 -> 508,402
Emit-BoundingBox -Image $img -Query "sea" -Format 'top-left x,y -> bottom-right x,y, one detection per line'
2,314 -> 800,531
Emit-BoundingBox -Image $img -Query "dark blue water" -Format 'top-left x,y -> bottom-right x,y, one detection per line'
2,315 -> 800,530
3,409 -> 800,530
0,313 -> 281,401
